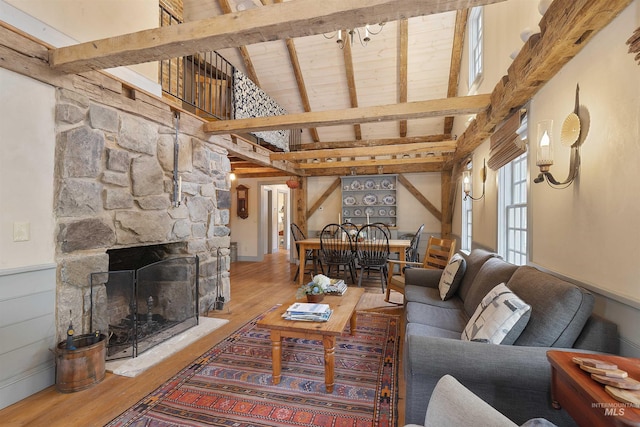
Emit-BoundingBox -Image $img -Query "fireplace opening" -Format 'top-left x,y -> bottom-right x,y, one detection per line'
90,243 -> 199,360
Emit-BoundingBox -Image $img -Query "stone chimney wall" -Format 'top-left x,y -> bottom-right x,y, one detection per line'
54,88 -> 231,340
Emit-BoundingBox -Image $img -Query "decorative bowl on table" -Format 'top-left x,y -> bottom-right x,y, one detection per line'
307,293 -> 324,303
296,274 -> 332,301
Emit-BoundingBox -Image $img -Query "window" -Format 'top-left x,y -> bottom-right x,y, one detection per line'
468,7 -> 484,91
498,153 -> 528,265
461,164 -> 473,251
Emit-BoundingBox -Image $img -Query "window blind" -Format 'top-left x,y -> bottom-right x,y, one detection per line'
487,109 -> 527,170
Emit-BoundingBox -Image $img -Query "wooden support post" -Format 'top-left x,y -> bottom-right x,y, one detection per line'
293,177 -> 308,236
441,170 -> 453,239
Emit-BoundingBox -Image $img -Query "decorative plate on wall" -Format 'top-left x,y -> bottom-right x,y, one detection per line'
354,208 -> 363,216
389,209 -> 396,216
350,180 -> 362,190
343,209 -> 350,216
343,196 -> 356,205
364,179 -> 376,189
381,178 -> 393,189
365,207 -> 375,216
378,208 -> 387,216
363,193 -> 378,205
382,195 -> 396,205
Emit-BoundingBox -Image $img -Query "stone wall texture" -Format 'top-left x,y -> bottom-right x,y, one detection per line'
54,88 -> 231,340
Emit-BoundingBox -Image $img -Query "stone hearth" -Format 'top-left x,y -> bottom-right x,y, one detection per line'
54,87 -> 231,341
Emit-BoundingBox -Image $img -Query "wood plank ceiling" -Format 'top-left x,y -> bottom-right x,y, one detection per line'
47,0 -> 633,179
185,0 -> 476,177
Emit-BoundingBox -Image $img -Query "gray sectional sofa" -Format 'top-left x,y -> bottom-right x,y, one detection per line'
403,249 -> 619,426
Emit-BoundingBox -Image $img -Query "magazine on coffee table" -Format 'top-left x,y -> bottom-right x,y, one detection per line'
283,303 -> 332,322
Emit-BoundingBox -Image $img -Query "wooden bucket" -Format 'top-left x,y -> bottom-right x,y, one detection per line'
55,333 -> 107,393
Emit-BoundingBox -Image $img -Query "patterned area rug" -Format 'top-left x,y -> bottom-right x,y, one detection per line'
106,310 -> 399,427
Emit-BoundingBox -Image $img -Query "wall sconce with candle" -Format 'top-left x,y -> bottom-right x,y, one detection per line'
462,159 -> 487,201
533,85 -> 583,188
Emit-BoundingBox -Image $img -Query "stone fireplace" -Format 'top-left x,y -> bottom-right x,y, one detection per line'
54,87 -> 232,342
90,243 -> 200,359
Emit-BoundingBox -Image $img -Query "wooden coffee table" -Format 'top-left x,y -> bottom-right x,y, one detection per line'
256,288 -> 365,393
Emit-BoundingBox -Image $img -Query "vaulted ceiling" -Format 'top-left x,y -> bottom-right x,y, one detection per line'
47,0 -> 633,178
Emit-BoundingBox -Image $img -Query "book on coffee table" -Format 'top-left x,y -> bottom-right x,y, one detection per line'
326,279 -> 347,295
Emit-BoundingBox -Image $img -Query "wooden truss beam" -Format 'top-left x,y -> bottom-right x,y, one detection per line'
300,135 -> 452,150
49,0 -> 507,73
453,0 -> 633,162
203,94 -> 490,134
298,155 -> 445,170
217,0 -> 261,87
270,141 -> 457,161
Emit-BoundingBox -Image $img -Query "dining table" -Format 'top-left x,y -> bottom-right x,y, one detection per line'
295,237 -> 411,285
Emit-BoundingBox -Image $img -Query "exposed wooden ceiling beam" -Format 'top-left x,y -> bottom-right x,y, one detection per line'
217,0 -> 261,86
232,166 -> 283,174
272,0 -> 320,142
342,31 -> 362,140
285,39 -> 320,142
271,141 -> 457,161
398,19 -> 409,137
234,170 -> 290,178
300,163 -> 443,176
444,9 -> 468,135
307,178 -> 341,218
203,94 -> 490,134
300,134 -> 452,150
454,0 -> 632,162
49,0 -> 507,73
298,155 -> 445,170
398,174 -> 442,221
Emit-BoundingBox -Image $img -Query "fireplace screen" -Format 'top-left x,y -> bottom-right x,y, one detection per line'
90,255 -> 199,360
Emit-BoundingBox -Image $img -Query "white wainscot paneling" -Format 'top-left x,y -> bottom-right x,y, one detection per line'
0,265 -> 56,410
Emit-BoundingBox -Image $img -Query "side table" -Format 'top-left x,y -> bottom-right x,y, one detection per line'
547,350 -> 640,426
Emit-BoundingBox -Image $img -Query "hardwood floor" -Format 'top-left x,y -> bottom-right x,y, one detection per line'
1,250 -> 406,426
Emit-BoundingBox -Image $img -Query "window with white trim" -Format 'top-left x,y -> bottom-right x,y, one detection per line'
468,7 -> 484,92
461,164 -> 473,251
498,153 -> 528,265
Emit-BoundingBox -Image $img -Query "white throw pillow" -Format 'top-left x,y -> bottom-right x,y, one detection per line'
461,283 -> 531,344
438,253 -> 466,300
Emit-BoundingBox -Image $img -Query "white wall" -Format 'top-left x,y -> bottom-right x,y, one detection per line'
0,68 -> 57,409
2,0 -> 160,93
229,178 -> 290,260
452,0 -> 544,246
0,69 -> 56,270
453,1 -> 640,355
528,2 -> 640,354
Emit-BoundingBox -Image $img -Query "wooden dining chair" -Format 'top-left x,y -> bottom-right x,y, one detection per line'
290,223 -> 323,282
372,222 -> 391,238
405,224 -> 424,263
319,223 -> 357,284
384,236 -> 457,303
355,224 -> 390,292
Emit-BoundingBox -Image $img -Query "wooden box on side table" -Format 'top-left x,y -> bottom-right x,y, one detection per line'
547,350 -> 640,427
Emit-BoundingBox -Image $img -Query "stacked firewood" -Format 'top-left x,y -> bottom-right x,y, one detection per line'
628,27 -> 640,65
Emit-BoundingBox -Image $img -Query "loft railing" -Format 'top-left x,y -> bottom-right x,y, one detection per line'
158,5 -> 300,151
159,5 -> 234,121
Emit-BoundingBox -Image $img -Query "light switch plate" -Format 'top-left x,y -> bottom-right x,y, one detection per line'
13,221 -> 30,242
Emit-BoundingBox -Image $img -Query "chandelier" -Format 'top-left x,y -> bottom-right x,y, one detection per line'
324,23 -> 385,49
